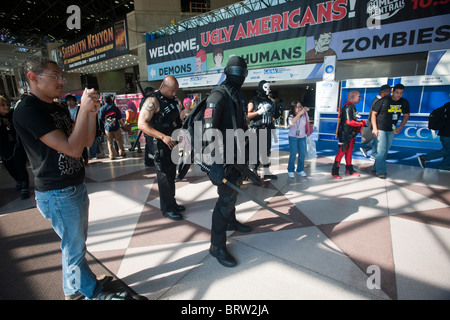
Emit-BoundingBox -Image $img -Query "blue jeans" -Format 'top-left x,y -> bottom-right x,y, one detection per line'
35,183 -> 102,298
424,136 -> 450,169
374,130 -> 395,174
89,136 -> 101,159
288,136 -> 306,173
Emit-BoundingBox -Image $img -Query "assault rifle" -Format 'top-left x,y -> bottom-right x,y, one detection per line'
195,161 -> 300,225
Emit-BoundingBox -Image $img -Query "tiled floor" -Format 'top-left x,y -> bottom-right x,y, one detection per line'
1,134 -> 450,300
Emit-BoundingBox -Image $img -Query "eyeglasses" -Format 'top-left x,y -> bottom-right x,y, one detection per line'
38,73 -> 67,83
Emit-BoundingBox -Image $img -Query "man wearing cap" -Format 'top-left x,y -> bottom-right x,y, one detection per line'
360,85 -> 391,160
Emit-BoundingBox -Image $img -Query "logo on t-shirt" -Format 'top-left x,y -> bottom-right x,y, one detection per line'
104,111 -> 117,128
388,105 -> 403,113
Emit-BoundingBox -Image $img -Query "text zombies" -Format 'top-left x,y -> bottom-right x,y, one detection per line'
170,122 -> 277,166
342,25 -> 450,53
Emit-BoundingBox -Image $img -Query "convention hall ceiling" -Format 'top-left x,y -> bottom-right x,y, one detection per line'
0,0 -> 135,48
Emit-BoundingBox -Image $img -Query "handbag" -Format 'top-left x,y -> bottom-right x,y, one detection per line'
305,122 -> 314,134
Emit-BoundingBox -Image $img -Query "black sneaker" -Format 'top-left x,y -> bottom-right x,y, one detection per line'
91,290 -> 130,300
65,274 -> 114,300
418,155 -> 426,169
65,275 -> 114,300
439,168 -> 450,173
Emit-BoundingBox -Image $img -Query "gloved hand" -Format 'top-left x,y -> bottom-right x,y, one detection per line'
357,120 -> 366,133
257,108 -> 265,115
208,163 -> 225,186
257,103 -> 272,115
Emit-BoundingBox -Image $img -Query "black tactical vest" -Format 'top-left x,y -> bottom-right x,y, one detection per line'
150,91 -> 181,135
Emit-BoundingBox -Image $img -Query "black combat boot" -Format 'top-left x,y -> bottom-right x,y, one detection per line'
331,161 -> 341,179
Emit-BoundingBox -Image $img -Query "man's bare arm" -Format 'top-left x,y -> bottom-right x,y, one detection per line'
40,88 -> 100,158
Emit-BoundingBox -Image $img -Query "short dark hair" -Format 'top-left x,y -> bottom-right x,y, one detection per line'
379,84 -> 391,92
22,56 -> 58,84
143,87 -> 154,95
65,94 -> 76,102
105,95 -> 114,105
393,83 -> 405,91
314,29 -> 332,41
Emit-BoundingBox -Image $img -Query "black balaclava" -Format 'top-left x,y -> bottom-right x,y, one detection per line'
224,56 -> 248,89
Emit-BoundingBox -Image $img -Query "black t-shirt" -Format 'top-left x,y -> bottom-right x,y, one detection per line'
373,96 -> 410,131
13,94 -> 85,192
438,103 -> 450,137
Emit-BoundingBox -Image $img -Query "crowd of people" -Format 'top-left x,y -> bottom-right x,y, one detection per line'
1,55 -> 448,300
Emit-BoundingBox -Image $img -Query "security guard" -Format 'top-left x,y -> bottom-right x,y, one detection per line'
138,76 -> 184,220
205,56 -> 252,267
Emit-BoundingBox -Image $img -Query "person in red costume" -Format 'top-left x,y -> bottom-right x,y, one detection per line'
331,90 -> 366,179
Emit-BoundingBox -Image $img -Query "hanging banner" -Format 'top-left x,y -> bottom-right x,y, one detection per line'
146,0 -> 449,82
53,19 -> 129,71
316,81 -> 340,113
323,55 -> 336,81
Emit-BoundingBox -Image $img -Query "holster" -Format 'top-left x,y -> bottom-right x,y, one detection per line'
152,138 -> 163,172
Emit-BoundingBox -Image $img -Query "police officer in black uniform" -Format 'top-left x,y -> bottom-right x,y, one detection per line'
205,56 -> 252,268
138,76 -> 185,220
247,80 -> 278,179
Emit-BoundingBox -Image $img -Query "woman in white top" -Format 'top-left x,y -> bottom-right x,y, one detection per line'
287,100 -> 311,178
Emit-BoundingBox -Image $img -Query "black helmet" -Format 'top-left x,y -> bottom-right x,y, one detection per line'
224,56 -> 248,78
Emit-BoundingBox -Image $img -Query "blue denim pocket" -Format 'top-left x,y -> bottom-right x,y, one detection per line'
36,198 -> 50,220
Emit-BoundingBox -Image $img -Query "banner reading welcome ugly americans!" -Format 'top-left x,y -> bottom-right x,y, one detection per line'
146,0 -> 449,84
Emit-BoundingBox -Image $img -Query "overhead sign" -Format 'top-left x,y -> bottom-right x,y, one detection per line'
342,77 -> 390,88
53,20 -> 129,71
399,75 -> 450,86
146,0 -> 449,83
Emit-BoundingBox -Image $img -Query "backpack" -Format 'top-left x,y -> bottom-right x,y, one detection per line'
178,85 -> 232,178
428,103 -> 449,130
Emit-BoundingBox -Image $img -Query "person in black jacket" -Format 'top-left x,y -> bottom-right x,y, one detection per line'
204,56 -> 252,268
418,102 -> 450,172
0,95 -> 30,199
